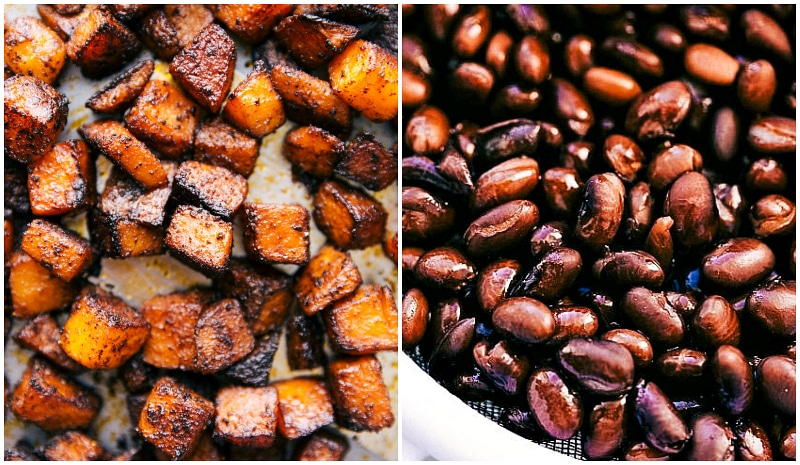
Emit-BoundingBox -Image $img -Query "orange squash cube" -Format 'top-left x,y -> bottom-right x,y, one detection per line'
328,40 -> 398,122
273,377 -> 335,440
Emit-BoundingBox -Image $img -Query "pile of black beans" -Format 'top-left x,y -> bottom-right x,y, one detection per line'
401,4 -> 795,460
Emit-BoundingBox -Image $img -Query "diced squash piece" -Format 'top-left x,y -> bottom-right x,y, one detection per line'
89,212 -> 165,258
138,377 -> 215,460
294,245 -> 362,316
80,120 -> 168,189
28,139 -> 96,216
106,4 -> 155,22
14,314 -> 83,371
173,161 -> 248,219
327,355 -> 394,432
99,164 -> 176,227
165,205 -> 233,276
194,299 -> 255,374
10,357 -> 100,432
283,125 -> 345,178
270,63 -> 352,136
256,37 -> 298,70
4,75 -> 68,164
85,59 -> 154,114
9,250 -> 79,318
20,219 -> 95,282
37,4 -> 98,41
325,284 -> 398,355
4,15 -> 66,84
273,377 -> 335,440
335,132 -> 398,191
41,431 -> 110,461
222,61 -> 285,138
140,289 -> 214,371
313,179 -> 388,250
193,117 -> 259,177
223,331 -> 281,386
120,352 -> 157,393
60,286 -> 150,369
65,8 -> 141,78
169,23 -> 236,113
286,309 -> 326,371
292,428 -> 350,461
328,39 -> 398,122
163,4 -> 214,50
243,203 -> 310,265
275,15 -> 359,70
215,385 -> 279,448
216,258 -> 294,335
137,9 -> 181,61
124,79 -> 200,159
5,158 -> 31,213
209,4 -> 293,45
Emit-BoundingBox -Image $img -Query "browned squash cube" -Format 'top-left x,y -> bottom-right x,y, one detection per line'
65,8 -> 141,78
37,4 -> 98,40
137,8 -> 181,61
85,59 -> 154,114
294,245 -> 362,316
165,205 -> 232,276
327,355 -> 394,432
41,431 -> 110,461
89,213 -> 165,258
124,79 -> 200,159
215,385 -> 279,448
313,179 -> 388,250
170,23 -> 236,113
10,356 -> 100,432
275,15 -> 359,70
210,4 -> 293,45
138,376 -> 215,460
335,132 -> 398,191
99,163 -> 176,228
4,75 -> 68,164
270,63 -> 352,136
286,309 -> 327,371
106,4 -> 155,22
243,203 -> 310,265
4,15 -> 66,85
140,289 -> 214,370
325,285 -> 398,355
173,161 -> 248,219
163,4 -> 214,50
20,219 -> 95,282
292,428 -> 350,461
329,39 -> 399,122
80,120 -> 168,189
8,250 -> 78,318
194,117 -> 259,178
216,258 -> 294,336
273,377 -> 335,440
283,125 -> 345,178
222,61 -> 286,138
223,331 -> 281,386
14,314 -> 83,372
60,286 -> 150,369
28,139 -> 96,216
194,299 -> 255,374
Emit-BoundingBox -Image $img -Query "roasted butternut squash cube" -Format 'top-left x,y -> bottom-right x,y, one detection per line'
294,245 -> 362,316
163,4 -> 214,50
10,356 -> 100,432
194,299 -> 255,374
223,331 -> 281,386
4,15 -> 66,85
20,219 -> 95,282
8,250 -> 78,318
14,314 -> 83,372
216,258 -> 294,336
85,59 -> 154,114
173,161 -> 248,219
313,179 -> 388,250
275,15 -> 359,70
65,8 -> 141,78
165,205 -> 233,276
329,39 -> 398,122
41,431 -> 110,461
169,23 -> 235,113
243,203 -> 310,265
194,117 -> 259,178
37,4 -> 98,41
273,377 -> 335,440
138,377 -> 215,460
124,79 -> 200,159
99,163 -> 177,227
283,126 -> 345,178
4,75 -> 68,164
222,61 -> 285,138
325,284 -> 398,355
60,286 -> 150,369
209,4 -> 293,45
80,120 -> 168,189
89,212 -> 165,258
286,309 -> 327,371
106,4 -> 155,22
141,289 -> 214,371
292,428 -> 350,461
137,9 -> 181,61
215,385 -> 279,448
28,139 -> 96,216
335,133 -> 397,191
270,63 -> 352,136
327,355 -> 394,432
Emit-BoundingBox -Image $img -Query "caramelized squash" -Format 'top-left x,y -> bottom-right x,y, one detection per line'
275,14 -> 359,70
41,431 -> 110,461
313,179 -> 388,250
294,245 -> 362,316
222,61 -> 286,138
8,249 -> 79,318
65,8 -> 141,78
209,4 -> 293,45
14,314 -> 83,371
283,125 -> 345,178
215,385 -> 280,448
173,161 -> 248,219
193,117 -> 259,178
20,219 -> 95,282
4,15 -> 66,84
328,39 -> 398,122
325,284 -> 398,355
292,428 -> 350,461
86,59 -> 154,114
164,205 -> 233,276
27,139 -> 95,216
335,132 -> 398,191
273,377 -> 335,440
243,202 -> 310,265
4,75 -> 68,164
194,299 -> 255,374
327,355 -> 395,431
